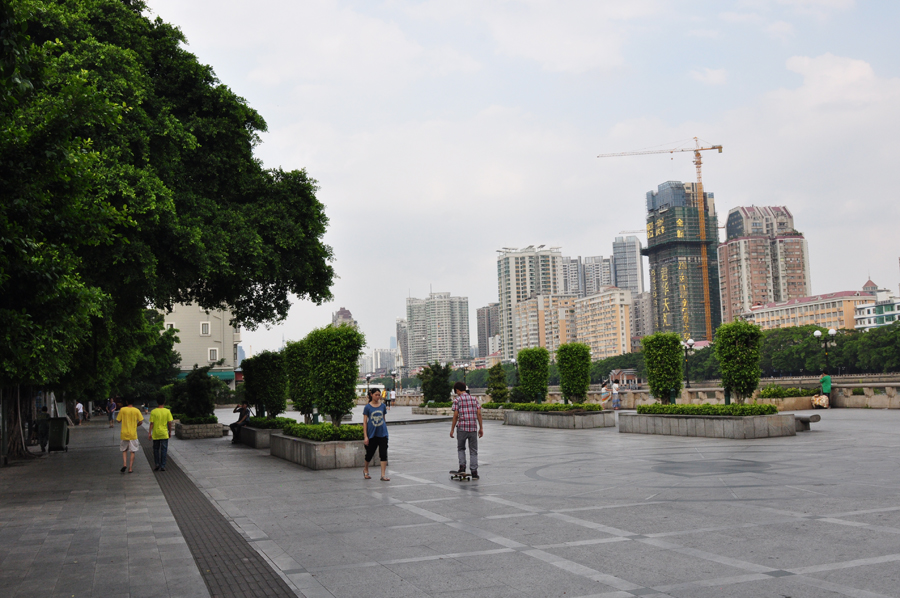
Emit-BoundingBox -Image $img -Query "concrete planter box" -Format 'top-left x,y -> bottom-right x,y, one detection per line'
411,407 -> 453,416
174,422 -> 223,440
504,410 -> 616,429
241,426 -> 275,449
270,433 -> 378,470
480,408 -> 507,421
618,413 -> 796,439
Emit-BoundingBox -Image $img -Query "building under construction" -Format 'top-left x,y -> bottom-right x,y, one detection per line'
642,181 -> 721,341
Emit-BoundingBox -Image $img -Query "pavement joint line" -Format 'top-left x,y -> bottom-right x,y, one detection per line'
788,574 -> 897,598
788,553 -> 900,575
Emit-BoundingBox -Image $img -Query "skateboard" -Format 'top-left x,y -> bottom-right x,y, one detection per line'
449,470 -> 472,481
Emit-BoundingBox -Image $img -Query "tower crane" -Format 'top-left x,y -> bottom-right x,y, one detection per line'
598,137 -> 723,341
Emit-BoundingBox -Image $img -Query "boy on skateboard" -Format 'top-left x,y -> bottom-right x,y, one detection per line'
450,382 -> 483,479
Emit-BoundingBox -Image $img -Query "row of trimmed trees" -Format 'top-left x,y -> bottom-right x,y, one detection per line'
238,324 -> 366,425
643,320 -> 763,404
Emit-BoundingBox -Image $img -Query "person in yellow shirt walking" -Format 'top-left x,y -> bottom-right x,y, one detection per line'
148,397 -> 174,471
116,398 -> 144,473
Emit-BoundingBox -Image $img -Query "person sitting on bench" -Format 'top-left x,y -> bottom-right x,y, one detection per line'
230,401 -> 250,444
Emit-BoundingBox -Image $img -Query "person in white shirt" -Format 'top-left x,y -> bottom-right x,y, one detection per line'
75,401 -> 85,424
612,380 -> 620,410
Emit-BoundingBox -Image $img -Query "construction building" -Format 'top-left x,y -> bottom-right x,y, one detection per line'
718,206 -> 812,323
497,246 -> 564,361
512,294 -> 578,359
574,288 -> 632,360
405,292 -> 470,368
395,318 -> 408,370
643,181 -> 721,341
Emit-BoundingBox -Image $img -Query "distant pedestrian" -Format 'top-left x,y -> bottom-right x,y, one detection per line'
106,397 -> 117,428
75,401 -> 84,424
362,388 -> 389,481
612,379 -> 621,410
820,371 -> 832,404
230,401 -> 250,444
35,406 -> 50,452
450,382 -> 483,479
148,397 -> 174,471
116,398 -> 144,473
387,389 -> 396,410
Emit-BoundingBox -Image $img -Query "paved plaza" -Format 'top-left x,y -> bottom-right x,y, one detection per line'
2,408 -> 900,598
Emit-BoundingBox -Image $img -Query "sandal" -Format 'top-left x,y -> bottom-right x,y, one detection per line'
364,472 -> 371,479
380,476 -> 390,482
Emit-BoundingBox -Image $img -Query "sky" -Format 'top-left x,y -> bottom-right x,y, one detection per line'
146,0 -> 900,355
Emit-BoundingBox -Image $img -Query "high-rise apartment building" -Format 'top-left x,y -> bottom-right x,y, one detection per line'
358,353 -> 374,375
717,206 -> 812,323
612,236 -> 644,295
405,292 -> 469,368
574,288 -> 632,360
561,256 -> 584,296
497,246 -> 564,361
395,318 -> 408,369
644,181 -> 721,341
332,307 -> 357,328
583,256 -> 614,297
476,303 -> 500,361
372,348 -> 396,373
631,291 -> 654,340
512,294 -> 578,359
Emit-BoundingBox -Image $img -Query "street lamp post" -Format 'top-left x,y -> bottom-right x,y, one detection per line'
681,338 -> 695,389
460,363 -> 469,390
813,328 -> 837,374
390,369 -> 397,407
365,373 -> 371,395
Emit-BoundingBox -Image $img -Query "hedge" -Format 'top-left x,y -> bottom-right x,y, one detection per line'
758,384 -> 819,399
173,414 -> 218,425
636,404 -> 778,416
282,422 -> 364,442
481,402 -> 513,410
418,401 -> 452,408
511,403 -> 602,412
247,416 -> 296,430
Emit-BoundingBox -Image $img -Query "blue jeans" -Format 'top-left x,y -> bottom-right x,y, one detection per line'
152,439 -> 169,469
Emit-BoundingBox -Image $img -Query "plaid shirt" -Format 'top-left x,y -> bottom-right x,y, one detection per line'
452,392 -> 480,432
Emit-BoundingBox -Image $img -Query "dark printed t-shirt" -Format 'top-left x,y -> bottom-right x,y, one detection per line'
363,403 -> 388,438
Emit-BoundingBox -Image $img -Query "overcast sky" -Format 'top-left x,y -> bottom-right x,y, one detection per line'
147,0 -> 900,355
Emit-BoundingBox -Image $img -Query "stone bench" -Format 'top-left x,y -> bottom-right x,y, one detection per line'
794,413 -> 821,432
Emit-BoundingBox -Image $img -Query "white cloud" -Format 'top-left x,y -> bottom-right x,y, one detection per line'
690,68 -> 728,86
404,0 -> 662,74
765,20 -> 795,40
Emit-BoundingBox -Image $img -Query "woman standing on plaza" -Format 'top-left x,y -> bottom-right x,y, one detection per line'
362,388 -> 389,481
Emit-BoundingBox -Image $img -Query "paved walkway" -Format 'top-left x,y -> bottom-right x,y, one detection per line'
3,409 -> 900,598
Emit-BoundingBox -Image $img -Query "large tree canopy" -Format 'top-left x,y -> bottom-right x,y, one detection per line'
1,0 -> 334,390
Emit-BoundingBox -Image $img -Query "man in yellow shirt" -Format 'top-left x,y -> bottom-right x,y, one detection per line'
148,397 -> 174,471
116,398 -> 144,473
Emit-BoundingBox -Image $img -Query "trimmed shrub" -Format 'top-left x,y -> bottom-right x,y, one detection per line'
282,422 -> 364,442
241,350 -> 287,418
636,404 -> 777,416
557,343 -> 592,403
247,416 -> 295,429
715,321 -> 763,404
642,333 -> 683,404
759,384 -> 818,399
518,347 -> 550,403
481,402 -> 513,410
303,324 -> 366,425
169,365 -> 217,419
418,401 -> 452,408
511,403 -> 602,412
486,362 -> 509,403
419,362 -> 453,403
284,338 -> 315,420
